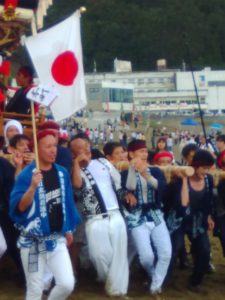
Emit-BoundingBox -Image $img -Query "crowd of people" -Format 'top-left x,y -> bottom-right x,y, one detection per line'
0,112 -> 225,300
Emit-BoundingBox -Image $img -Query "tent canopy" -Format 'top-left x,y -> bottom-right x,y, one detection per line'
210,123 -> 224,129
181,118 -> 199,126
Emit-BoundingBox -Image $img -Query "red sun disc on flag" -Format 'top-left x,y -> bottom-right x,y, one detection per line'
51,51 -> 78,86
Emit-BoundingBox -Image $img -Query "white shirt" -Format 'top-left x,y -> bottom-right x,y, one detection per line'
199,143 -> 215,153
87,160 -> 119,211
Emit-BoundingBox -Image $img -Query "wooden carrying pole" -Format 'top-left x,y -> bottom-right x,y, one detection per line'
159,166 -> 194,183
115,161 -> 194,183
209,169 -> 225,187
31,101 -> 39,170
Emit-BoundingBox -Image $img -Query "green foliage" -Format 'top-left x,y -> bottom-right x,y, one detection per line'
43,0 -> 225,72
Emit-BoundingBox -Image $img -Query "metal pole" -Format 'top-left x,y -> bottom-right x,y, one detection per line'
184,39 -> 208,145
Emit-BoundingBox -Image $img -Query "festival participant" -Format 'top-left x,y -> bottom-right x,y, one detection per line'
5,66 -> 35,114
1,119 -> 23,154
39,121 -> 72,174
153,151 -> 189,272
181,143 -> 216,273
0,156 -> 22,278
9,134 -> 34,170
215,134 -> 225,256
69,134 -> 91,274
166,149 -> 215,290
153,151 -> 174,166
121,140 -> 171,296
103,142 -> 124,165
102,142 -> 130,172
10,130 -> 81,300
216,134 -> 225,168
103,142 -> 137,264
0,135 -> 35,284
181,143 -> 198,166
0,226 -> 7,259
72,143 -> 129,297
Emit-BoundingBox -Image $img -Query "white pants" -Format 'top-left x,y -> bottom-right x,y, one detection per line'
85,210 -> 129,296
131,220 -> 172,292
0,227 -> 7,258
20,238 -> 75,300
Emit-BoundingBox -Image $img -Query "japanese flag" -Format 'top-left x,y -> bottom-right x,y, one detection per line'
25,10 -> 87,121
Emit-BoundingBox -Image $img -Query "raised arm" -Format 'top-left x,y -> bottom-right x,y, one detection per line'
17,170 -> 42,212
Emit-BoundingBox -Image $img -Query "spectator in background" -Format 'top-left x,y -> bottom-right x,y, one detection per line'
167,135 -> 173,152
155,137 -> 168,153
198,136 -> 216,158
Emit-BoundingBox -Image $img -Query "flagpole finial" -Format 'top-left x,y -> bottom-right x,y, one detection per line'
80,6 -> 87,13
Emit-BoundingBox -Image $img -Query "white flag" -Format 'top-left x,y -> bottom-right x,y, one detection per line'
27,84 -> 59,106
25,10 -> 87,121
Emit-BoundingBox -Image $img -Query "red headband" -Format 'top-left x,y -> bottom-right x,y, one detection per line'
153,151 -> 173,163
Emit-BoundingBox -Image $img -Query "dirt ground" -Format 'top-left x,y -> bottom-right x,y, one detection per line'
0,233 -> 224,300
0,115 -> 224,299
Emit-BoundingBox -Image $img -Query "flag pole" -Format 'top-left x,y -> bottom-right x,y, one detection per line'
184,36 -> 208,145
30,18 -> 40,170
31,101 -> 40,170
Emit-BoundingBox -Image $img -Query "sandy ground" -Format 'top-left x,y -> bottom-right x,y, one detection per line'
0,115 -> 224,299
0,233 -> 225,300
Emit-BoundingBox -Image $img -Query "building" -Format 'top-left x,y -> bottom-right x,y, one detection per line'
85,67 -> 225,113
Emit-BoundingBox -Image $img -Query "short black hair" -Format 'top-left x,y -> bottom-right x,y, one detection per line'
147,150 -> 156,164
9,134 -> 30,148
191,149 -> 215,167
18,66 -> 34,84
103,142 -> 122,156
216,134 -> 225,143
70,132 -> 90,146
91,148 -> 105,159
181,143 -> 198,158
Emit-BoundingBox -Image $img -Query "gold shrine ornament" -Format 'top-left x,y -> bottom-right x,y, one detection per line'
2,1 -> 18,21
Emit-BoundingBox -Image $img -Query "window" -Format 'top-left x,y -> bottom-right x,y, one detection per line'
103,88 -> 133,103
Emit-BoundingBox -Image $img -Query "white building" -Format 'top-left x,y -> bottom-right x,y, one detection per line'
85,67 -> 225,113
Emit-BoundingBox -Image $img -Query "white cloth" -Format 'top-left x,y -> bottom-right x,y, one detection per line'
21,238 -> 75,300
126,166 -> 158,194
131,220 -> 172,293
43,265 -> 54,291
0,227 -> 7,258
85,210 -> 129,296
25,11 -> 87,121
199,143 -> 215,153
4,119 -> 23,146
87,160 -> 119,211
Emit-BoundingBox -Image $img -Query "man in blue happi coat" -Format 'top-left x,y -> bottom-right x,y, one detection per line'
10,129 -> 81,300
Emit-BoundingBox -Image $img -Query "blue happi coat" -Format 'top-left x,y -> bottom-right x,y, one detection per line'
10,162 -> 81,248
121,166 -> 166,229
